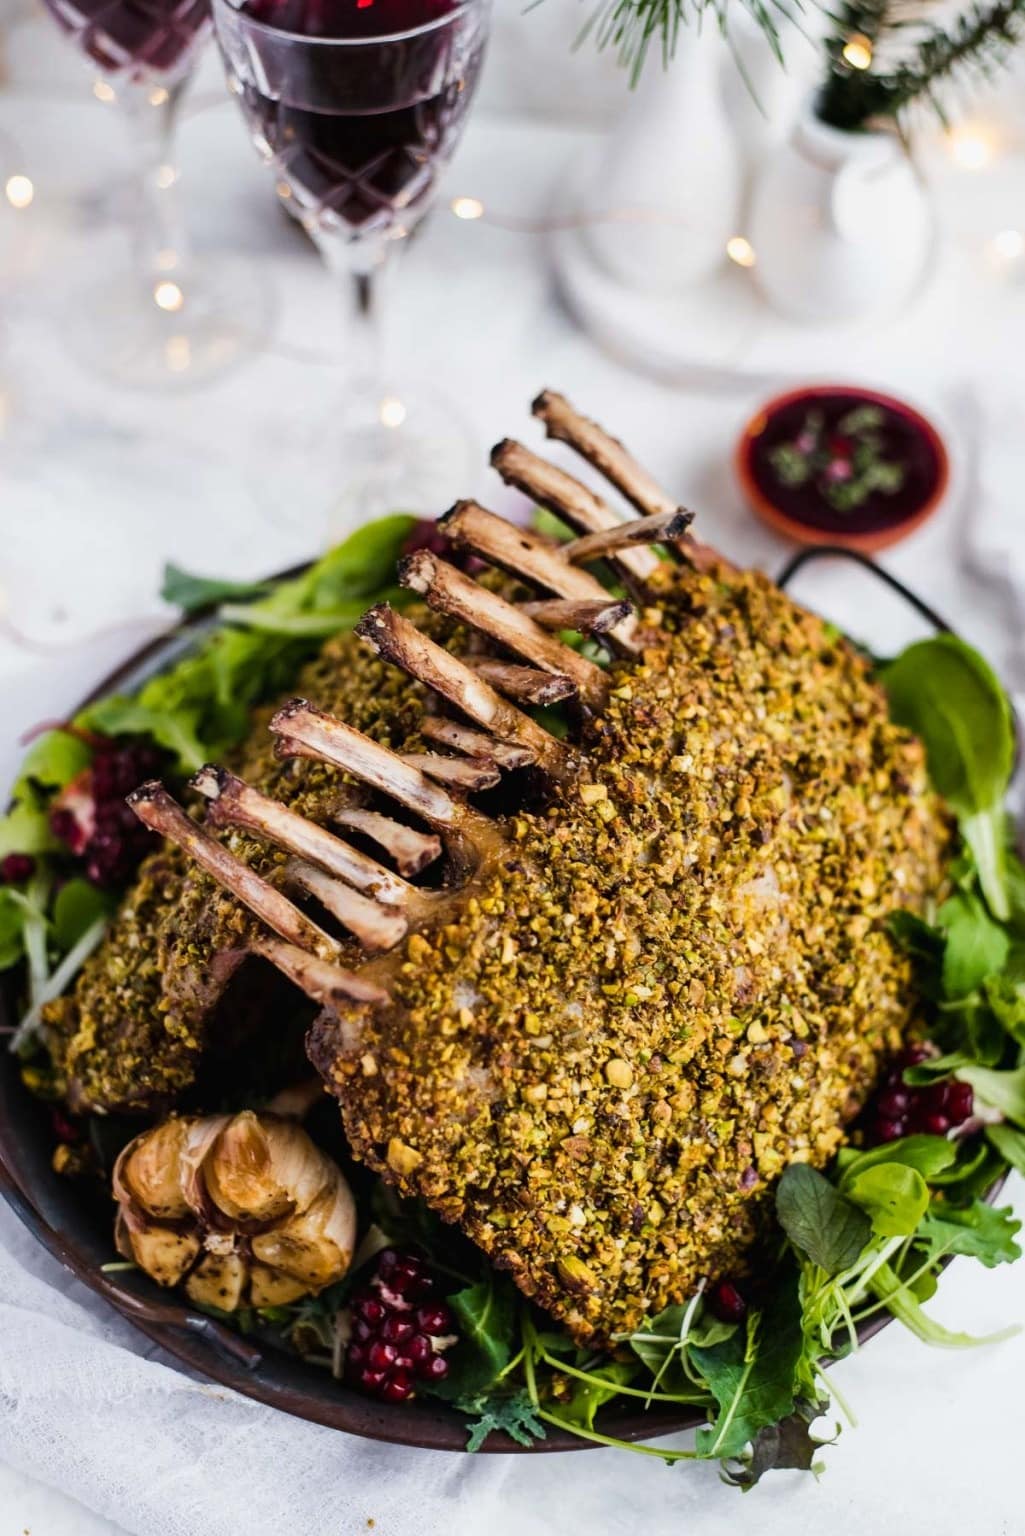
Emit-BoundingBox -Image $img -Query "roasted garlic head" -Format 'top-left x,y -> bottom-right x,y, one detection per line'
113,1110 -> 357,1311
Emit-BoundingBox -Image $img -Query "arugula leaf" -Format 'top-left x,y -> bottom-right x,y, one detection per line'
557,1359 -> 637,1432
722,1397 -> 833,1488
837,1134 -> 958,1185
306,515 -> 417,605
986,1122 -> 1025,1175
691,1268 -> 803,1460
52,879 -> 116,953
629,1301 -> 735,1394
776,1164 -> 871,1275
18,730 -> 93,789
846,1163 -> 929,1237
937,891 -> 1010,997
161,564 -> 272,613
869,1260 -> 1019,1347
432,1275 -> 518,1399
0,787 -> 61,860
0,890 -> 26,970
918,1201 -> 1022,1268
880,635 -> 1015,919
956,1063 -> 1025,1126
454,1389 -> 546,1452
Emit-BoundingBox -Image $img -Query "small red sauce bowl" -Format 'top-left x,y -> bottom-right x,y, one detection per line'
736,385 -> 949,553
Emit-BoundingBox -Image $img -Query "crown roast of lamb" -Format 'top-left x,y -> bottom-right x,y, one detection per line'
113,1110 -> 358,1310
42,391 -> 950,1346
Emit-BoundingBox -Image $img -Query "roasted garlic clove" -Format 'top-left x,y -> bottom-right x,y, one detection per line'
112,1111 -> 357,1312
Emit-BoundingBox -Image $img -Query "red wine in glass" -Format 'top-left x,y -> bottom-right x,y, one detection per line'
40,0 -> 211,81
223,0 -> 486,239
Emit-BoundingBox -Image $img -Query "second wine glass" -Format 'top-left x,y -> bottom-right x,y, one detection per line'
212,0 -> 492,535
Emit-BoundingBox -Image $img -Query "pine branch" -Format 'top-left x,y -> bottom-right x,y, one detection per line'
819,0 -> 1025,129
585,0 -> 795,80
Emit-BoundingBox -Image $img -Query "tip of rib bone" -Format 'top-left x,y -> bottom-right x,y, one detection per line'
564,508 -> 695,565
249,933 -> 389,1008
189,764 -> 227,799
331,808 -> 442,878
419,716 -> 537,770
519,596 -> 632,638
466,658 -> 576,706
400,752 -> 502,792
128,780 -> 342,963
285,857 -> 407,952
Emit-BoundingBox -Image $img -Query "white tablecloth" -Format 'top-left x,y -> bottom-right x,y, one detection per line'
2,13 -> 1025,1534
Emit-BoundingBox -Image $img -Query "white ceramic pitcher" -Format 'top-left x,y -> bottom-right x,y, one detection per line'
749,98 -> 933,324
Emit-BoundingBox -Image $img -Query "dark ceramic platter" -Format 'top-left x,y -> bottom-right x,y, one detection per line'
0,551 -> 980,1454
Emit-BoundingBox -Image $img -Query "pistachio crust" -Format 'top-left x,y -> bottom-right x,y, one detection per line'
44,563 -> 949,1344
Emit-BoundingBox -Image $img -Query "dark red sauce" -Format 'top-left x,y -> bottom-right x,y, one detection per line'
747,389 -> 943,539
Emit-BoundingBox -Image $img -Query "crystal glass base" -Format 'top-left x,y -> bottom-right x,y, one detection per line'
253,379 -> 478,545
62,252 -> 272,391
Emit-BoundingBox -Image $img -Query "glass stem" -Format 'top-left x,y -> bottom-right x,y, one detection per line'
319,236 -> 392,399
118,80 -> 190,291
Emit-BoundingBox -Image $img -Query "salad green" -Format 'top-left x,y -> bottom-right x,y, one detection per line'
0,526 -> 1022,1481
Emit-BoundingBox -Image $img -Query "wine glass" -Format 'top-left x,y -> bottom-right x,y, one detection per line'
38,0 -> 267,388
211,0 -> 492,535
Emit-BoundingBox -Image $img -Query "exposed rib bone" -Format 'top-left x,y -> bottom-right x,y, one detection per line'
490,438 -> 660,583
285,858 -> 407,952
331,807 -> 441,877
249,933 -> 388,1008
127,781 -> 341,962
466,659 -> 576,706
398,549 -> 609,709
190,765 -> 409,908
519,596 -> 631,637
532,390 -> 730,575
355,605 -> 572,778
399,753 -> 502,792
533,390 -> 678,519
270,700 -> 462,830
564,509 -> 693,564
419,716 -> 537,769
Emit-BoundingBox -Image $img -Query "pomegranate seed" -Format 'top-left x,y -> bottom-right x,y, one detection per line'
367,1340 -> 397,1371
415,1303 -> 454,1337
946,1081 -> 974,1125
923,1112 -> 950,1136
380,1314 -> 414,1345
416,1352 -> 450,1382
876,1088 -> 909,1117
408,1333 -> 434,1365
708,1279 -> 747,1323
352,1292 -> 386,1325
0,853 -> 36,883
381,1369 -> 415,1403
346,1247 -> 457,1404
872,1116 -> 905,1143
50,808 -> 81,847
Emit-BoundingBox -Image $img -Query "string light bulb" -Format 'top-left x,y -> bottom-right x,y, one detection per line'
154,280 -> 184,313
5,175 -> 34,210
947,123 -> 997,170
93,80 -> 116,103
726,235 -> 756,268
379,397 -> 407,428
451,196 -> 484,221
841,33 -> 873,69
